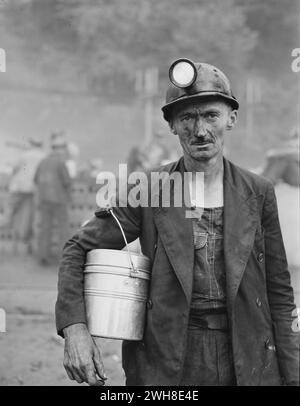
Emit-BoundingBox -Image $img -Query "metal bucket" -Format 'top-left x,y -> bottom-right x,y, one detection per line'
84,209 -> 151,340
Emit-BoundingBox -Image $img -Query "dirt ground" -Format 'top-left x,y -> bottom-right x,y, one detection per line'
0,255 -> 125,386
0,316 -> 124,386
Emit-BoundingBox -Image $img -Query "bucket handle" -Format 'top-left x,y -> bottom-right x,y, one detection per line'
108,208 -> 138,278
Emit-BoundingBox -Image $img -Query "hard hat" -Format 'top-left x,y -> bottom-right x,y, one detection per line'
162,58 -> 239,122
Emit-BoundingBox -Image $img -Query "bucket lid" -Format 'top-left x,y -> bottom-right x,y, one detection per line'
85,249 -> 151,274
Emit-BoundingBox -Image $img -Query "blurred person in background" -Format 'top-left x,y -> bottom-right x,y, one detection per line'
261,127 -> 299,187
89,158 -> 103,181
65,142 -> 80,179
0,136 -> 45,253
34,132 -> 72,266
126,146 -> 144,173
262,127 -> 300,269
142,131 -> 173,170
127,131 -> 178,173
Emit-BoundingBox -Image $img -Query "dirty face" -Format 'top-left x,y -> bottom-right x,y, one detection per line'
170,99 -> 237,163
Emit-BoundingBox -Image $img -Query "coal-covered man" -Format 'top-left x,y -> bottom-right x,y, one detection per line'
56,59 -> 299,386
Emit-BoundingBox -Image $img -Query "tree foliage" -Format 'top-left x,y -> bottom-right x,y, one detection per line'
236,0 -> 297,76
0,0 -> 297,165
54,0 -> 257,97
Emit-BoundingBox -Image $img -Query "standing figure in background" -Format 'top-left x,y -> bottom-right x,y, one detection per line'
142,131 -> 171,170
261,127 -> 299,187
127,131 -> 178,174
262,127 -> 300,269
65,142 -> 80,179
4,137 -> 45,253
126,146 -> 144,173
34,132 -> 72,266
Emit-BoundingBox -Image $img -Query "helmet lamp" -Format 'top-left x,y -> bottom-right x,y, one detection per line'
169,58 -> 197,89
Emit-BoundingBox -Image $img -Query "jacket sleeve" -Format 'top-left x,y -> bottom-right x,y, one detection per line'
55,203 -> 141,337
263,181 -> 299,385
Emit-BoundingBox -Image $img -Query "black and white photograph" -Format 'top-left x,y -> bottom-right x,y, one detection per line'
0,0 -> 299,389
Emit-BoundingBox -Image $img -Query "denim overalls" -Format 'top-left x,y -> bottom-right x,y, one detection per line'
180,206 -> 236,386
191,206 -> 226,312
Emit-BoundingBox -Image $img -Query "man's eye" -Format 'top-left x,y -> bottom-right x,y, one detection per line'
181,115 -> 192,122
206,113 -> 218,119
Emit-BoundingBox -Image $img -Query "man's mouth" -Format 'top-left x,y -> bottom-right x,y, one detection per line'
191,141 -> 213,148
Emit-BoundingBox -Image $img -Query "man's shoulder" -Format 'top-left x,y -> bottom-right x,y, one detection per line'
226,159 -> 273,192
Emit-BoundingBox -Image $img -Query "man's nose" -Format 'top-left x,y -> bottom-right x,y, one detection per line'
194,117 -> 207,137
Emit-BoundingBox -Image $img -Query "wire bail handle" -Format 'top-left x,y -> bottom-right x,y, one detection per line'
108,208 -> 139,278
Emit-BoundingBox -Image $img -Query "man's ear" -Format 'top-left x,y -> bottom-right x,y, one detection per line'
169,121 -> 177,135
226,109 -> 238,130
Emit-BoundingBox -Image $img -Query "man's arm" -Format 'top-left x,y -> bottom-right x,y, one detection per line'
56,203 -> 141,385
56,205 -> 141,335
263,182 -> 299,385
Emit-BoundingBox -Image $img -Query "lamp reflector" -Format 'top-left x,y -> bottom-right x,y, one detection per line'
170,59 -> 196,88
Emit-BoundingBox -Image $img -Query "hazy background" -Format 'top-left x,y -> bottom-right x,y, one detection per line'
0,0 -> 298,172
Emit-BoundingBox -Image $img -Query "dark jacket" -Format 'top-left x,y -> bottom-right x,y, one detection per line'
56,157 -> 299,386
35,152 -> 72,204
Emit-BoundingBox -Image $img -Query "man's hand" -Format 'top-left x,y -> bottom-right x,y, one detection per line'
63,323 -> 107,386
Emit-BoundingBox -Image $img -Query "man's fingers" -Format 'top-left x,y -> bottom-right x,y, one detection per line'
63,355 -> 76,381
64,364 -> 75,381
93,379 -> 105,386
94,357 -> 106,380
64,352 -> 85,383
93,346 -> 107,381
72,370 -> 84,384
83,365 -> 104,386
